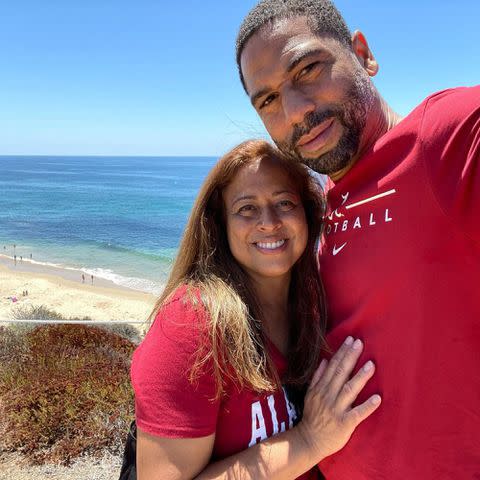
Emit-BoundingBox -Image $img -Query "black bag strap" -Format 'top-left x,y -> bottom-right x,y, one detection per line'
118,420 -> 137,480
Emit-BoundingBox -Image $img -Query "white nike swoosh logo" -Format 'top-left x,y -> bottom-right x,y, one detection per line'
332,242 -> 347,256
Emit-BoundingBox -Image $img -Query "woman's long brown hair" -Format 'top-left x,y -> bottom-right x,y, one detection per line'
149,140 -> 328,397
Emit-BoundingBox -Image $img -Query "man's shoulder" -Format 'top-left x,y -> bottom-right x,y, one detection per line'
422,85 -> 480,121
424,85 -> 480,102
417,85 -> 480,141
375,87 -> 478,147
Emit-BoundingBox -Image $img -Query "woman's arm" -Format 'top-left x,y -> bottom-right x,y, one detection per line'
137,336 -> 380,480
137,430 -> 215,480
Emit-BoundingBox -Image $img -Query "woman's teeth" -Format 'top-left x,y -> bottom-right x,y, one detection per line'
256,239 -> 285,249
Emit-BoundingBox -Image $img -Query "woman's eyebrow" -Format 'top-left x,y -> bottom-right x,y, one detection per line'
232,194 -> 256,206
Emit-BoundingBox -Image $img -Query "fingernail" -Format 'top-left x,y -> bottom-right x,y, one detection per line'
344,336 -> 353,345
363,360 -> 374,372
371,394 -> 381,405
352,339 -> 362,350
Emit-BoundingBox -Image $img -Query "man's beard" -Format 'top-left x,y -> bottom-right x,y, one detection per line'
275,73 -> 375,175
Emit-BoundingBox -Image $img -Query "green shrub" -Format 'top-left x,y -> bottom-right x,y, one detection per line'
11,304 -> 93,323
11,304 -> 65,321
100,323 -> 142,344
0,323 -> 136,465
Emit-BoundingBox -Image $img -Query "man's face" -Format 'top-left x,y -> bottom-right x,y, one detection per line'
240,16 -> 376,175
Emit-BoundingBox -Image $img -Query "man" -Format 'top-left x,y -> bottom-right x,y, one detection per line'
236,1 -> 480,478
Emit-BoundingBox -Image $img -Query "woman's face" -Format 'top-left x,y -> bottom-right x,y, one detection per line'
223,157 -> 308,285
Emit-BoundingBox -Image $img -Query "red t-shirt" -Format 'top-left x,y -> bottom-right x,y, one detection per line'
319,86 -> 480,479
131,286 -> 319,479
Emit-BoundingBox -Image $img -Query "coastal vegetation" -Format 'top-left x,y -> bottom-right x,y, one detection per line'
0,305 -> 138,465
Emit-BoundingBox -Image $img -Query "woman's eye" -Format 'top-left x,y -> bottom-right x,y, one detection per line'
238,205 -> 257,216
277,200 -> 296,211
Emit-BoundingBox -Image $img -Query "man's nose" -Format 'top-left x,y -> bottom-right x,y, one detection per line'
258,206 -> 282,230
281,87 -> 316,126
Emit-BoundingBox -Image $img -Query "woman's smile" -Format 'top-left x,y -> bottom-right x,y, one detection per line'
223,157 -> 308,284
254,238 -> 288,253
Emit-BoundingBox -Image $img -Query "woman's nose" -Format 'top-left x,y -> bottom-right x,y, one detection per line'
258,206 -> 282,230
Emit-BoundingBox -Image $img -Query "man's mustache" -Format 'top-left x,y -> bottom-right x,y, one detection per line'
289,109 -> 343,150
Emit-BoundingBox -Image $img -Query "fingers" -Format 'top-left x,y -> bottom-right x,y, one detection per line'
345,394 -> 382,428
309,358 -> 328,390
315,336 -> 354,389
336,360 -> 376,411
320,337 -> 364,396
301,338 -> 381,459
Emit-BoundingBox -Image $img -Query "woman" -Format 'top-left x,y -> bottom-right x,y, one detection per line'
131,140 -> 380,479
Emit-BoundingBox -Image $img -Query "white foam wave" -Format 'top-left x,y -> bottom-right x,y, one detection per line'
0,254 -> 64,270
80,267 -> 164,295
29,258 -> 65,268
0,254 -> 164,295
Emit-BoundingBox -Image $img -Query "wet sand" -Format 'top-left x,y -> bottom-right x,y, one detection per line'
0,255 -> 156,323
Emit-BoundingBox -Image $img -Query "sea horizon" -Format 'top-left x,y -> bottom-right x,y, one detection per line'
0,155 -> 218,294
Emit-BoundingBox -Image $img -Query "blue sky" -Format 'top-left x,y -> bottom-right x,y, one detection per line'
1,0 -> 478,156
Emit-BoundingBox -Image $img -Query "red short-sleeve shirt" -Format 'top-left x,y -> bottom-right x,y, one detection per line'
131,286 -> 319,479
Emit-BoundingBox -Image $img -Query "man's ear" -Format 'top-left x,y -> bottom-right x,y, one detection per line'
351,30 -> 379,77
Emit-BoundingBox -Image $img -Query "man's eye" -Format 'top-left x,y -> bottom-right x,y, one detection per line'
259,93 -> 277,109
297,62 -> 319,80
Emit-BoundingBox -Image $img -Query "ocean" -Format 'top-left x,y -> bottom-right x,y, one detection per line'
0,156 -> 218,294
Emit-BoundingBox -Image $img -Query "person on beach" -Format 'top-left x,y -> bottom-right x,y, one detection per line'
236,1 -> 480,478
131,140 -> 381,480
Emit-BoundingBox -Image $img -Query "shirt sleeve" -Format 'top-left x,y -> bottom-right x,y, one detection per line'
421,86 -> 480,242
131,291 -> 220,438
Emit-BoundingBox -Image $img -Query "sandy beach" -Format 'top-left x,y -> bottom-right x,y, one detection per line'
0,254 -> 157,324
0,254 -> 153,477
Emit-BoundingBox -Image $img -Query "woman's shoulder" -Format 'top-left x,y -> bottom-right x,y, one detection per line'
131,283 -> 219,439
132,284 -> 212,379
157,283 -> 206,316
145,284 -> 210,347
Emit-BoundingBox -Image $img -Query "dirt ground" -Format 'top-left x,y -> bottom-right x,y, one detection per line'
0,452 -> 123,480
